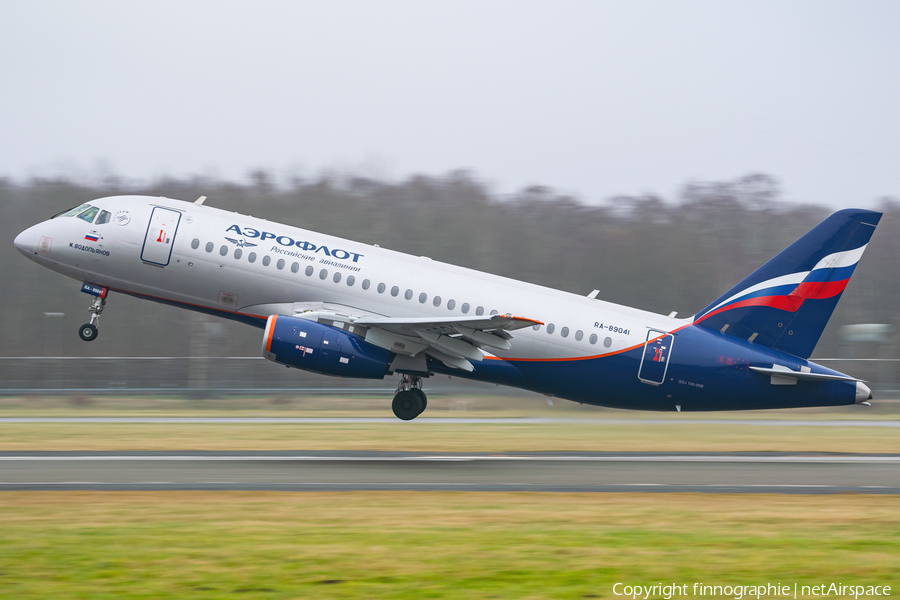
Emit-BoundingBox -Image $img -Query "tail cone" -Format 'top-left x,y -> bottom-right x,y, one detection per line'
855,382 -> 872,404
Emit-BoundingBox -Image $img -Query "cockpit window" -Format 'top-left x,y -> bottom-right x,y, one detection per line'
95,210 -> 111,225
77,206 -> 100,223
52,204 -> 91,219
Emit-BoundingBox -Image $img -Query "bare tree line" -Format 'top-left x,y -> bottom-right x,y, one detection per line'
1,171 -> 896,367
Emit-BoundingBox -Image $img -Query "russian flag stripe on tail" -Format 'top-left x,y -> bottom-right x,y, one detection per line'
694,209 -> 881,359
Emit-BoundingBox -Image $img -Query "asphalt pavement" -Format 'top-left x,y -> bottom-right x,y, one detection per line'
2,451 -> 897,493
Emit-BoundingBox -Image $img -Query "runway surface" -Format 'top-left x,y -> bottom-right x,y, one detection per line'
2,451 -> 897,493
2,417 -> 898,426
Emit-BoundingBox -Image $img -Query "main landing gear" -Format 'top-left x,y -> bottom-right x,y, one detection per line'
392,374 -> 427,421
79,295 -> 106,342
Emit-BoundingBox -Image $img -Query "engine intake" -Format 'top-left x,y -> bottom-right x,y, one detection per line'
261,315 -> 390,379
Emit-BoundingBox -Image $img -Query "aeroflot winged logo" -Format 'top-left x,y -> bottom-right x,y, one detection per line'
225,225 -> 364,262
225,237 -> 258,248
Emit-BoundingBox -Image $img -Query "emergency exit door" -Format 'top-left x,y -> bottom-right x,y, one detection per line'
638,329 -> 674,385
141,207 -> 181,266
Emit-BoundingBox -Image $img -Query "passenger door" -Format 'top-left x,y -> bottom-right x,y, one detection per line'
141,207 -> 181,266
638,329 -> 673,385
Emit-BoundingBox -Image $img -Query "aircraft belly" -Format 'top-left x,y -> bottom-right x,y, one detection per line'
457,325 -> 859,411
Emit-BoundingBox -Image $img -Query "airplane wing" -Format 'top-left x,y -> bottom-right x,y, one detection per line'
277,302 -> 542,372
353,314 -> 542,372
354,314 -> 540,338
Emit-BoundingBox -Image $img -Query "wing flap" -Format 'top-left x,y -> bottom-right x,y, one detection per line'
282,307 -> 542,372
354,314 -> 541,336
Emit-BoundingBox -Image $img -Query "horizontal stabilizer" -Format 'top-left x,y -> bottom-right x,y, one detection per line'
749,366 -> 860,383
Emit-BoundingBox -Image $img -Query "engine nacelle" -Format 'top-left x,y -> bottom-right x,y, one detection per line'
261,315 -> 390,379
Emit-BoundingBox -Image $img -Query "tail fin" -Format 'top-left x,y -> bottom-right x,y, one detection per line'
694,209 -> 881,358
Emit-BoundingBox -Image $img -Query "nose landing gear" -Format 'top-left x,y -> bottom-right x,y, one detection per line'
392,374 -> 427,420
79,294 -> 106,342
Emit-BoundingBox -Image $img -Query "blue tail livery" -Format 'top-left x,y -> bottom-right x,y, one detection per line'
15,197 -> 881,418
693,209 -> 881,359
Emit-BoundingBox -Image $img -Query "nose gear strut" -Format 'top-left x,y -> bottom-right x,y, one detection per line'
78,294 -> 106,342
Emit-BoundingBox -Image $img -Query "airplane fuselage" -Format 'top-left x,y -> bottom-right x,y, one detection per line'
14,195 -> 872,412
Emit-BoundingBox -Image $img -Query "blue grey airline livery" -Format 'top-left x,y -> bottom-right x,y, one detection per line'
14,196 -> 879,419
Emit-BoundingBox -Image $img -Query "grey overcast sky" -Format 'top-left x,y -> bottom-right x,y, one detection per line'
2,1 -> 899,207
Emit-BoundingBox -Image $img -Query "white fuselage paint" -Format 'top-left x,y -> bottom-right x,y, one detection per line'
17,195 -> 685,361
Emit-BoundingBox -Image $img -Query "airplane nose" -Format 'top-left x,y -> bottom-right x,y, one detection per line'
14,229 -> 34,254
14,227 -> 37,255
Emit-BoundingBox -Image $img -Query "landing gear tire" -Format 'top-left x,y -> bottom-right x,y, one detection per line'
393,373 -> 428,420
392,390 -> 425,421
78,323 -> 99,342
410,388 -> 427,411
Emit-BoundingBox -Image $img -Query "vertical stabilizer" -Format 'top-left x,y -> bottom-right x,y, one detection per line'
694,209 -> 881,358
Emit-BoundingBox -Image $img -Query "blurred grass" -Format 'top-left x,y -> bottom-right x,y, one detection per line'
1,394 -> 897,452
1,394 -> 898,418
0,492 -> 896,599
0,421 -> 898,453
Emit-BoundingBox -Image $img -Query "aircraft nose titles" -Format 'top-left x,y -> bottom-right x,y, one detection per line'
226,224 -> 363,262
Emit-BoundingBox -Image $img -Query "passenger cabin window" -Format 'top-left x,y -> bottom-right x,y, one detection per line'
291,262 -> 299,273
447,299 -> 455,310
276,259 -> 285,270
378,283 -> 386,293
305,266 -> 313,276
205,242 -> 214,253
405,289 -> 413,300
248,252 -> 257,263
461,303 -> 470,314
561,327 -> 569,338
77,206 -> 99,223
191,239 -> 200,250
362,279 -> 370,290
475,306 -> 484,316
95,210 -> 111,225
347,275 -> 355,286
546,323 -> 556,334
219,245 -> 228,256
234,249 -> 243,260
391,286 -> 399,297
333,272 -> 342,283
263,256 -> 271,266
319,269 -> 328,280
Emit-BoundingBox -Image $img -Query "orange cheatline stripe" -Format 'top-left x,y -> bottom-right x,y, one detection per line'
265,315 -> 278,352
484,340 -> 645,363
102,285 -> 267,322
509,315 -> 545,325
483,326 -> 691,363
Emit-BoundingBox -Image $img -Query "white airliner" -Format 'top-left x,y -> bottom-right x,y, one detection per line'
15,195 -> 878,419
